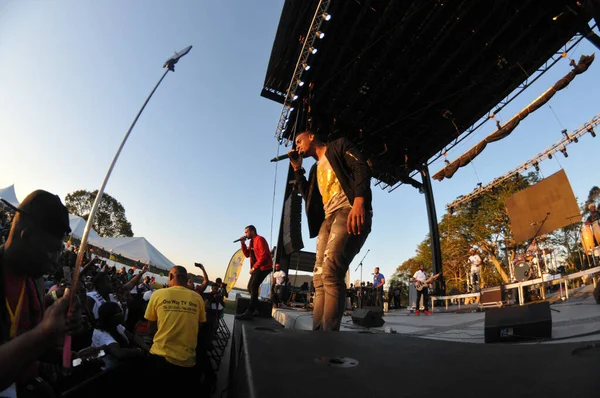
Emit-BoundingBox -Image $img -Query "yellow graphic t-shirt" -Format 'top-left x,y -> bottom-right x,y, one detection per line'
144,286 -> 206,367
317,155 -> 351,218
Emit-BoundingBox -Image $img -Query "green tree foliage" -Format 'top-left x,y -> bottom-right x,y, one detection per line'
65,190 -> 134,238
400,172 -> 542,292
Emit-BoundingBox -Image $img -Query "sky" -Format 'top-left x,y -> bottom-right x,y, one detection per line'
0,1 -> 599,289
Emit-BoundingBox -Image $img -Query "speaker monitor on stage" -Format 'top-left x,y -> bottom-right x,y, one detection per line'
484,301 -> 552,343
480,286 -> 503,305
235,296 -> 273,318
352,308 -> 385,328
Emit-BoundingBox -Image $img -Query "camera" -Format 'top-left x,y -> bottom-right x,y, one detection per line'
194,263 -> 204,269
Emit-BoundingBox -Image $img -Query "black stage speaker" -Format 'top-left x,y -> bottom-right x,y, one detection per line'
352,308 -> 385,328
230,318 -> 600,398
235,296 -> 273,318
361,306 -> 384,316
484,301 -> 551,343
282,192 -> 304,254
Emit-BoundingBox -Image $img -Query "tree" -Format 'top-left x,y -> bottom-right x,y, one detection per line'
65,190 -> 134,237
447,172 -> 539,285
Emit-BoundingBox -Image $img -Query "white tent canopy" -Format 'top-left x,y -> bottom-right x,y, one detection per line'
68,214 -> 101,241
0,184 -> 20,208
1,184 -> 174,271
88,236 -> 175,271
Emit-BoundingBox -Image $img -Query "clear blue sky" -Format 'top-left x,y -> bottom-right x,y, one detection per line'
1,1 -> 599,288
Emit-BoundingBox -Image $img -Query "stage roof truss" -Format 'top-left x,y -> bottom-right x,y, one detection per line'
261,0 -> 594,190
273,0 -> 332,143
429,32 -> 588,169
374,31 -> 590,193
446,113 -> 600,211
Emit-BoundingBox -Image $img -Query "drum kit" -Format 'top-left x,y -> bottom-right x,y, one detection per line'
580,220 -> 600,265
509,236 -> 556,282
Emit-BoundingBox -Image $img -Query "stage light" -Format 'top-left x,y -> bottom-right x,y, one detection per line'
560,147 -> 568,158
298,80 -> 305,87
302,63 -> 311,71
316,31 -> 325,39
323,13 -> 332,21
548,153 -> 553,159
561,129 -> 568,138
289,107 -> 294,112
309,47 -> 318,54
533,162 -> 540,172
292,94 -> 298,101
587,125 -> 596,137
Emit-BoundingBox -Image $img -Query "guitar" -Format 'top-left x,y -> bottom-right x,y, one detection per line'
415,273 -> 440,291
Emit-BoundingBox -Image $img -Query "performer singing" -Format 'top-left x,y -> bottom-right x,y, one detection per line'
468,248 -> 482,292
373,267 -> 385,307
411,263 -> 431,316
288,131 -> 372,331
236,225 -> 273,320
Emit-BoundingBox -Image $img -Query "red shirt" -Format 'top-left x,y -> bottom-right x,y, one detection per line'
241,235 -> 273,271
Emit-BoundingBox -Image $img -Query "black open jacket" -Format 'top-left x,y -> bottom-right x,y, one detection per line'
294,138 -> 372,238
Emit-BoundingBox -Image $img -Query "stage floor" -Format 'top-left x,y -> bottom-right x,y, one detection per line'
271,284 -> 600,344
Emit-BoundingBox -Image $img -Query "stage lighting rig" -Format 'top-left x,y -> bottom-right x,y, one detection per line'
274,0 -> 332,142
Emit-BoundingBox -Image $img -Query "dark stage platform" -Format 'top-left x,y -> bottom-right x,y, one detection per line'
229,318 -> 600,398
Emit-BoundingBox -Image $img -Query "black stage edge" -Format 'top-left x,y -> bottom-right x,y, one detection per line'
229,318 -> 600,398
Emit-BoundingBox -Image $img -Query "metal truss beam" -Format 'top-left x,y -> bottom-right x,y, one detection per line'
387,32 -> 588,192
428,32 -> 587,166
445,112 -> 600,211
274,0 -> 332,143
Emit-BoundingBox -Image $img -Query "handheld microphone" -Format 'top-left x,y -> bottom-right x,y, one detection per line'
270,151 -> 299,162
233,238 -> 245,243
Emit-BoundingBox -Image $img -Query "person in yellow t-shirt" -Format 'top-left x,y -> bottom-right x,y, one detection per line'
145,265 -> 206,393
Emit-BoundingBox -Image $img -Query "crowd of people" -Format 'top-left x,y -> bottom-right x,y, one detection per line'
1,190 -> 228,397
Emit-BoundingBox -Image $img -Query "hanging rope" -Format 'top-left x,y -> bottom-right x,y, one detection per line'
470,160 -> 482,184
548,105 -> 565,130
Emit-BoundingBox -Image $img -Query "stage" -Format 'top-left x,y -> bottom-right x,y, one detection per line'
225,285 -> 600,397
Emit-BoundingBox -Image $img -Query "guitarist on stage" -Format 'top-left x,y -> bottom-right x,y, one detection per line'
411,263 -> 432,316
